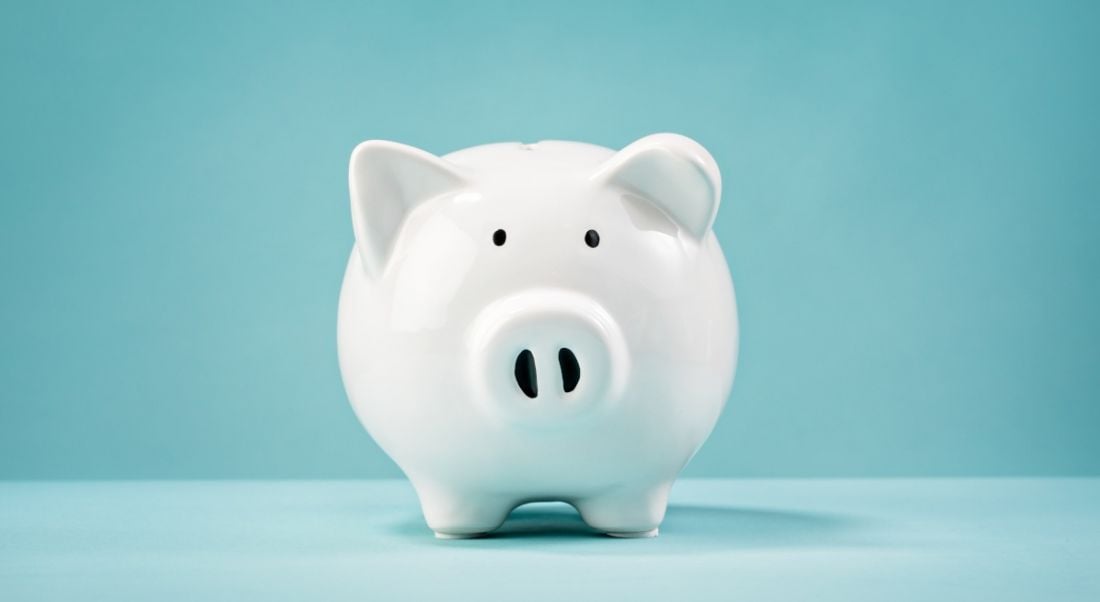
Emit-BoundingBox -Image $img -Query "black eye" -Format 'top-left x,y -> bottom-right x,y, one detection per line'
585,229 -> 600,248
493,229 -> 507,246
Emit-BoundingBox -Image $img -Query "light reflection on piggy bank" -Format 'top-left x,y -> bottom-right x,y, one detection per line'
337,134 -> 738,538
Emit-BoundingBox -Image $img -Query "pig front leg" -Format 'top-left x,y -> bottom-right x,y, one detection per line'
575,482 -> 672,538
412,481 -> 513,539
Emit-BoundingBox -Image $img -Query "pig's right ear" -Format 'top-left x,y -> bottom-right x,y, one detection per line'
349,140 -> 466,277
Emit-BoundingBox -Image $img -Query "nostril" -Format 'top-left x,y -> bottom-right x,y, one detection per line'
558,348 -> 580,393
514,349 -> 538,398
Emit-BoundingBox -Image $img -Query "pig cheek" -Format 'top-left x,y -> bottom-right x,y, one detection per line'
388,213 -> 478,332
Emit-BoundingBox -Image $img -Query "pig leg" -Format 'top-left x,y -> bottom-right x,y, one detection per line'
413,482 -> 513,539
575,482 -> 672,538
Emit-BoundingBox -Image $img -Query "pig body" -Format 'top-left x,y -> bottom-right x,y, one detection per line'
338,134 -> 738,538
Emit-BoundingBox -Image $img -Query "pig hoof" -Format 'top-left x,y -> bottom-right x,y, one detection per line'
434,530 -> 488,540
606,528 -> 659,539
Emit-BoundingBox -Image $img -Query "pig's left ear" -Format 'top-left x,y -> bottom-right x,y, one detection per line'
349,140 -> 467,277
592,133 -> 721,239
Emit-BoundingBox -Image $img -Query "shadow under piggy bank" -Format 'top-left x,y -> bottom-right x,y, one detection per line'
395,502 -> 872,553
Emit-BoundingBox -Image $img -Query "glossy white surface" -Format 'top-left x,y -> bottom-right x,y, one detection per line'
337,134 -> 738,537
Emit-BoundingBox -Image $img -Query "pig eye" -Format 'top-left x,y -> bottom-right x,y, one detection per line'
492,229 -> 507,246
584,229 -> 600,248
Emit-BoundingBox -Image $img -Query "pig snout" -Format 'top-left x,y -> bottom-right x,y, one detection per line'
467,289 -> 630,426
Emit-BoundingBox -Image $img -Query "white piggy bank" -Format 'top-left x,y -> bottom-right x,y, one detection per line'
337,133 -> 738,538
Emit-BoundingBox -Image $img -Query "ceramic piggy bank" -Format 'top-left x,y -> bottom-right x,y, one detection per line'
337,133 -> 738,538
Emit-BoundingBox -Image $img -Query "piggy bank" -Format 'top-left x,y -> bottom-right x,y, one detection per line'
337,133 -> 738,538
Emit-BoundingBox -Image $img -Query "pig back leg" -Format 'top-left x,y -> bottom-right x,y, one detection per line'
412,481 -> 513,539
574,482 -> 672,538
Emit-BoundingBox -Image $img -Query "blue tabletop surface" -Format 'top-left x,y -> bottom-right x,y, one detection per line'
2,478 -> 1097,600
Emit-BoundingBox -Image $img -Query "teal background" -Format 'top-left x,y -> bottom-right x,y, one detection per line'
1,0 -> 1097,479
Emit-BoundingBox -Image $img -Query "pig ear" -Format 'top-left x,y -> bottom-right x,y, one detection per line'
349,140 -> 466,277
592,133 -> 721,239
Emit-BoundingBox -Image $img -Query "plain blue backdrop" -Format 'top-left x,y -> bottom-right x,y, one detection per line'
1,0 -> 1097,479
